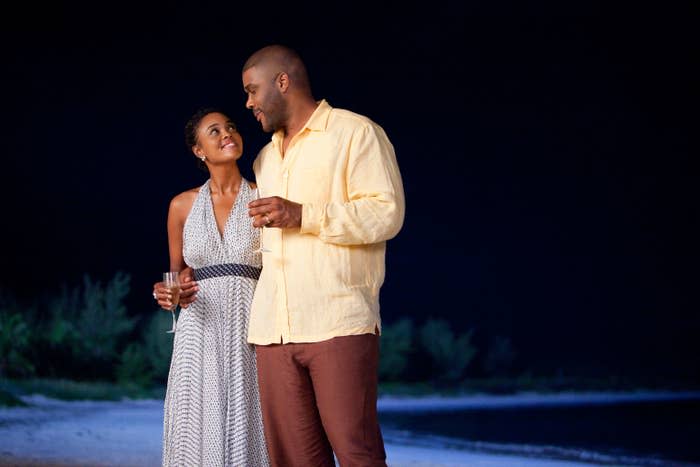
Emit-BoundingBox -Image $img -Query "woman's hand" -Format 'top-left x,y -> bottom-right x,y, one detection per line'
153,281 -> 173,311
152,267 -> 199,310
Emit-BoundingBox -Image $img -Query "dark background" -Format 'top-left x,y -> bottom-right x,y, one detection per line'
1,2 -> 696,383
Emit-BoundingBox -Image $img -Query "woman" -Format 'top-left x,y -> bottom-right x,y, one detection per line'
152,108 -> 269,466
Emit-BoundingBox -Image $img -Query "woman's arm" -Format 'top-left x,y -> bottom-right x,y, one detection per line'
153,190 -> 199,310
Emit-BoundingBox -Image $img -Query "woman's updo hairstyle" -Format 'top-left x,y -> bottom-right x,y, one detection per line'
184,107 -> 227,172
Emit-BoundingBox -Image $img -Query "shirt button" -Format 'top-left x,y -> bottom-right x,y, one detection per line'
283,171 -> 289,178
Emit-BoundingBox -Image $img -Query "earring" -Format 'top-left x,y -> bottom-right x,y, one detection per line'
200,155 -> 206,161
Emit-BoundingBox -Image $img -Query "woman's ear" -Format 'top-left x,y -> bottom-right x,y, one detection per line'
192,145 -> 204,160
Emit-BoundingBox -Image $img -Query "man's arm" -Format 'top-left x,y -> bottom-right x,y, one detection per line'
301,122 -> 405,245
248,122 -> 405,244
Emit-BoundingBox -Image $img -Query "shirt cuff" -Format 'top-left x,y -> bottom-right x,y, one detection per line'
300,203 -> 321,235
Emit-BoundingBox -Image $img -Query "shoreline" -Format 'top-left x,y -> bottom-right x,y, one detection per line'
1,391 -> 698,467
378,389 -> 700,411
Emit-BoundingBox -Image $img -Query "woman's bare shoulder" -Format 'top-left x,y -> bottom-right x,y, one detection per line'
169,187 -> 201,217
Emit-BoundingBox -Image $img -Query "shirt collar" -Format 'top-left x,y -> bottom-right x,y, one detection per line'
304,99 -> 332,132
271,99 -> 332,146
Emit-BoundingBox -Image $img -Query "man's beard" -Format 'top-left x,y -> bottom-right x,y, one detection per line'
262,95 -> 287,133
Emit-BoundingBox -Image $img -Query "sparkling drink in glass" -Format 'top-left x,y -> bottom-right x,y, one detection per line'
252,188 -> 271,253
163,271 -> 180,333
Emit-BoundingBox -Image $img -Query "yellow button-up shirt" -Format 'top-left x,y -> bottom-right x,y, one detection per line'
248,100 -> 405,345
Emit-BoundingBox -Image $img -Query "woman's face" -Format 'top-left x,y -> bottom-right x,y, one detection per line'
194,112 -> 243,164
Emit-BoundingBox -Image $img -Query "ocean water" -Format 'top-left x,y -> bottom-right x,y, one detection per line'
379,397 -> 700,466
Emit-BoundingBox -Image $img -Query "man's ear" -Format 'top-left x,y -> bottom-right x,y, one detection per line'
277,72 -> 290,93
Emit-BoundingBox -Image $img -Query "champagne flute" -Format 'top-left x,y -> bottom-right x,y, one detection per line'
252,188 -> 271,254
163,271 -> 181,333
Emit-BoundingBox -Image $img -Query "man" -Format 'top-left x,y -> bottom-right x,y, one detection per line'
244,44 -> 405,467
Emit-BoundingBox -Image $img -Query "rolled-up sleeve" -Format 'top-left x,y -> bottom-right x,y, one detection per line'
301,122 -> 405,245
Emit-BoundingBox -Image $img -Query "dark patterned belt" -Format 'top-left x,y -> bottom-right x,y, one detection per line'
192,263 -> 261,281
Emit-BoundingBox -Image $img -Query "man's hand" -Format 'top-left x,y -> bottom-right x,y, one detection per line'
248,196 -> 302,229
178,267 -> 199,308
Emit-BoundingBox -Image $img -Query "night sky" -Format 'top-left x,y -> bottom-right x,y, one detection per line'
2,3 -> 696,382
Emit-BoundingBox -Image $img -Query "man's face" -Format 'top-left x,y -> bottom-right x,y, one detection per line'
242,66 -> 286,133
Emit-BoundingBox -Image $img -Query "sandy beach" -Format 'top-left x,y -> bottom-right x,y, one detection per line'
1,392 -> 698,466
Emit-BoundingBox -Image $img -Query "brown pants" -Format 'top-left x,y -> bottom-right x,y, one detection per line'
255,333 -> 387,467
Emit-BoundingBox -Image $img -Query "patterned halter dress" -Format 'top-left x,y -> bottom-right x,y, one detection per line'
162,179 -> 269,466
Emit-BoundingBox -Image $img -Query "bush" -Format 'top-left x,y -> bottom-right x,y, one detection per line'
379,318 -> 414,381
419,318 -> 476,383
115,311 -> 174,388
484,335 -> 517,377
0,273 -> 175,390
0,312 -> 34,378
33,272 -> 136,379
72,271 -> 136,366
116,342 -> 153,388
41,283 -> 81,376
0,289 -> 35,377
142,311 -> 175,383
